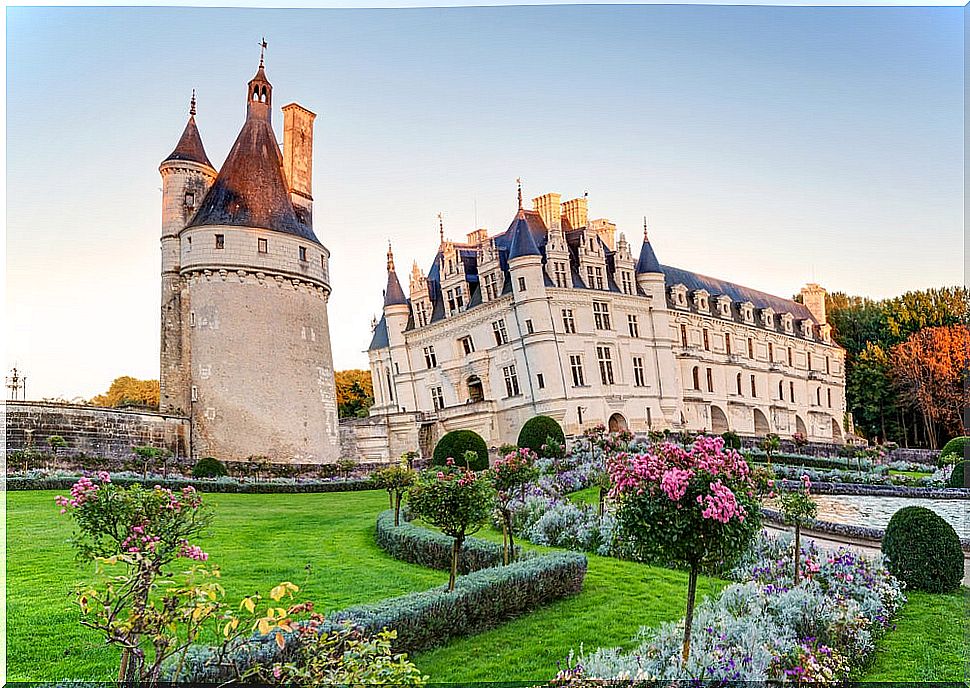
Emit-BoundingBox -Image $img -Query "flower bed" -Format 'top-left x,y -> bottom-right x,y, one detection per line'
777,478 -> 970,500
4,473 -> 378,494
171,511 -> 588,682
565,534 -> 905,682
768,463 -> 945,488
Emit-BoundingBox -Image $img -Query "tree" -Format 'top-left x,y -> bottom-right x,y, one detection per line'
778,474 -> 818,585
608,436 -> 761,664
890,325 -> 970,449
47,435 -> 68,458
491,448 -> 539,564
372,460 -> 416,526
846,343 -> 898,443
335,370 -> 375,418
760,433 -> 780,467
89,376 -> 160,409
407,461 -> 495,590
133,445 -> 170,482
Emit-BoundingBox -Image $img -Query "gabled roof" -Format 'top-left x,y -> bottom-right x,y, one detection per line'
163,115 -> 212,168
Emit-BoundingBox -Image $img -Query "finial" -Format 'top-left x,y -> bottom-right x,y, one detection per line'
387,241 -> 396,272
259,37 -> 268,67
189,89 -> 197,117
516,177 -> 523,210
643,216 -> 649,241
438,212 -> 444,243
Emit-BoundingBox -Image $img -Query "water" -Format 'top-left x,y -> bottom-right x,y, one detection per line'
813,494 -> 970,539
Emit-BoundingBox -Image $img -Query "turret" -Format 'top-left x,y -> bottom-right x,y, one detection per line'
635,217 -> 664,294
382,243 -> 415,411
507,182 -> 546,303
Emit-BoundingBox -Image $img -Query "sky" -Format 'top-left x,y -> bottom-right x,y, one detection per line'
5,4 -> 964,401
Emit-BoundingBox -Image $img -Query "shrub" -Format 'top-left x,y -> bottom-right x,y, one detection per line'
882,506 -> 963,593
492,448 -> 540,563
939,436 -> 969,465
192,456 -> 228,478
372,463 -> 415,526
947,459 -> 969,488
432,430 -> 488,470
721,431 -> 741,451
517,416 -> 565,455
375,509 -> 510,572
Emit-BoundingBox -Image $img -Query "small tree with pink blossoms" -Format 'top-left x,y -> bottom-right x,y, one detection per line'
55,474 -> 212,682
491,448 -> 540,564
778,474 -> 818,585
609,435 -> 762,664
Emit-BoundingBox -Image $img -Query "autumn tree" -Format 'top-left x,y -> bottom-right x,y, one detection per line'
334,369 -> 374,418
890,325 -> 970,449
89,377 -> 160,410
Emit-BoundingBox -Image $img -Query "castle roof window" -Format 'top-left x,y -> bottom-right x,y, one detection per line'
716,294 -> 733,318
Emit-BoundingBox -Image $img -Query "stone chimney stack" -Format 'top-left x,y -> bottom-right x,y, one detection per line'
800,283 -> 828,324
533,192 -> 562,229
561,196 -> 588,229
282,103 -> 316,224
588,218 -> 616,251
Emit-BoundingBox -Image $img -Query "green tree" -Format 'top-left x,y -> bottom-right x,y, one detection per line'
372,461 -> 416,526
846,342 -> 898,442
490,448 -> 539,564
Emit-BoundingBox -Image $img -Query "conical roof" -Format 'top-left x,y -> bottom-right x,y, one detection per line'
506,209 -> 541,260
163,115 -> 212,168
636,230 -> 662,274
384,244 -> 408,307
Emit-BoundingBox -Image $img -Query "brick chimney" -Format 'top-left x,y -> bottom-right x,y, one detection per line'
561,196 -> 588,229
588,218 -> 616,251
800,283 -> 828,324
282,103 -> 316,224
532,192 -> 562,229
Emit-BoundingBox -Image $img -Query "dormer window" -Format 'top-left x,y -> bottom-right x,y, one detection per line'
717,295 -> 732,318
801,320 -> 814,339
258,238 -> 268,254
781,313 -> 794,334
761,308 -> 775,328
693,290 -> 710,312
741,302 -> 755,324
671,284 -> 689,309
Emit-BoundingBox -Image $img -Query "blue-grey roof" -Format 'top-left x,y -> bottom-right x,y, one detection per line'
636,239 -> 662,274
506,211 -> 542,259
368,315 -> 389,350
384,269 -> 408,307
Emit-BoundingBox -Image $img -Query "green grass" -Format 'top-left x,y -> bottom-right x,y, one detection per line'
862,588 -> 969,682
7,488 -> 967,683
888,469 -> 933,479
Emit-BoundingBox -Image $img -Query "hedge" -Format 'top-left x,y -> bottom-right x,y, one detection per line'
774,479 -> 970,500
4,475 -> 378,494
432,430 -> 489,470
170,512 -> 587,682
947,460 -> 969,488
517,415 -> 566,455
939,436 -> 969,465
375,509 -> 519,572
192,457 -> 228,478
883,506 -> 965,592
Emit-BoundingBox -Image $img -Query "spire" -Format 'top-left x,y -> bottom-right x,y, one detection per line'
516,177 -> 523,211
643,216 -> 649,241
386,241 -> 396,272
383,242 -> 408,307
247,41 -> 273,121
636,219 -> 662,274
438,213 -> 445,244
162,91 -> 213,167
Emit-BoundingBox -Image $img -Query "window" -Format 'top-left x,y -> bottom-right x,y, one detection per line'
185,191 -> 195,209
808,352 -> 814,370
415,301 -> 429,327
788,347 -> 793,366
299,246 -> 308,262
190,385 -> 198,402
518,276 -> 527,292
779,380 -> 785,400
620,271 -> 633,295
525,319 -> 534,334
215,234 -> 225,249
537,373 -> 545,389
483,273 -> 499,301
633,357 -> 646,387
431,386 -> 444,411
423,346 -> 437,369
569,355 -> 585,387
703,329 -> 710,351
768,343 -> 774,362
386,369 -> 394,402
628,314 -> 639,338
825,356 -> 830,374
681,324 -> 688,347
725,335 -> 732,356
187,236 -> 192,251
321,255 -> 326,272
706,368 -> 714,392
593,301 -> 611,330
492,319 -> 508,345
750,375 -> 757,397
553,261 -> 569,288
692,366 -> 701,390
748,338 -> 754,359
827,388 -> 832,407
586,265 -> 604,290
736,372 -> 743,395
597,346 -> 615,385
458,336 -> 475,355
646,407 -> 653,428
189,311 -> 196,327
258,237 -> 268,254
394,362 -> 400,375
503,365 -> 520,397
446,287 -> 464,315
790,381 -> 795,402
562,309 -> 576,334
816,387 -> 822,406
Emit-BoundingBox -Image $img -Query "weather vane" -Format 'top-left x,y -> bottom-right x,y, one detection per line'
259,37 -> 268,66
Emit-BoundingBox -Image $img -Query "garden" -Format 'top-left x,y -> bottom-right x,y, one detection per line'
6,420 -> 968,684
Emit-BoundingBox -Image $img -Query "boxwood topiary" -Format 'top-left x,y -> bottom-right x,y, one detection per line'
517,415 -> 565,455
947,459 -> 969,488
939,436 -> 969,466
882,505 -> 963,593
432,430 -> 488,471
192,456 -> 228,479
721,431 -> 742,451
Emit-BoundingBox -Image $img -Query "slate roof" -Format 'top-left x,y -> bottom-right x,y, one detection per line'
163,115 -> 213,168
368,315 -> 389,350
506,210 -> 542,259
636,238 -> 662,274
384,269 -> 408,307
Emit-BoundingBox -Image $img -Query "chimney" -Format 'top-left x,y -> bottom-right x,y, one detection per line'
561,197 -> 588,229
588,218 -> 616,251
282,103 -> 316,223
466,228 -> 488,245
800,283 -> 828,324
532,192 -> 562,229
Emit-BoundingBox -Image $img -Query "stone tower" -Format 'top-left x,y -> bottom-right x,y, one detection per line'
159,54 -> 341,463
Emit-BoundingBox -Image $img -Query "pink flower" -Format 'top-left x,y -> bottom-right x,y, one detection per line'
660,467 -> 692,502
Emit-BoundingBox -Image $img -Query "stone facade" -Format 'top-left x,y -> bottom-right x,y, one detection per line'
367,192 -> 847,450
4,401 -> 189,461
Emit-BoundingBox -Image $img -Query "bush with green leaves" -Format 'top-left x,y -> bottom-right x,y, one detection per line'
192,456 -> 228,479
777,474 -> 818,584
946,459 -> 969,488
517,415 -> 565,455
491,448 -> 540,563
882,505 -> 963,593
431,430 -> 489,471
939,436 -> 969,466
9,474 -> 378,494
720,431 -> 741,451
375,509 -> 511,572
371,462 -> 416,526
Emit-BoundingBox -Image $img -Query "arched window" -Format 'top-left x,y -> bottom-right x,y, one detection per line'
692,366 -> 700,390
816,387 -> 822,406
736,372 -> 743,395
778,380 -> 784,400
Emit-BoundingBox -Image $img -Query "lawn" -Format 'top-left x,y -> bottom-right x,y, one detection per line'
7,488 -> 967,683
887,469 -> 933,479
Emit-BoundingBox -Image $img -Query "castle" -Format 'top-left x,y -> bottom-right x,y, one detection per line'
365,188 -> 847,459
158,53 -> 340,463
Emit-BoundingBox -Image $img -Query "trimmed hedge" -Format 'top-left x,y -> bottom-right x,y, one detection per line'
432,430 -> 489,470
882,506 -> 964,593
4,475 -> 377,494
940,436 -> 969,465
170,512 -> 587,682
375,509 -> 518,572
517,415 -> 566,455
192,456 -> 227,478
947,459 -> 969,488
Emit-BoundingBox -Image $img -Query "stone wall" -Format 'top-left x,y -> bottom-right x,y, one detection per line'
4,401 -> 190,461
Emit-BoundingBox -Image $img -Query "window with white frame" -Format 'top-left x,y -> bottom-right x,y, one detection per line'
553,261 -> 569,288
706,368 -> 714,392
627,314 -> 639,338
518,276 -> 527,292
415,301 -> 429,327
569,354 -> 585,387
423,346 -> 437,369
446,287 -> 464,315
620,270 -> 633,295
431,386 -> 444,411
503,365 -> 520,397
596,345 -> 615,385
525,319 -> 534,334
562,308 -> 576,334
633,356 -> 646,387
258,237 -> 268,254
458,335 -> 475,355
492,319 -> 509,345
586,265 -> 605,290
593,301 -> 611,330
483,273 -> 499,301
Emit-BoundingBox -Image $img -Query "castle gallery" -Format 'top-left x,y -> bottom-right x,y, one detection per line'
158,54 -> 845,464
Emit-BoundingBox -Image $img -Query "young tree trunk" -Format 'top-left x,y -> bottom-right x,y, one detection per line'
681,564 -> 699,665
793,523 -> 801,585
503,511 -> 516,564
388,490 -> 394,510
449,536 -> 464,591
501,517 -> 510,565
598,487 -> 605,517
394,492 -> 402,526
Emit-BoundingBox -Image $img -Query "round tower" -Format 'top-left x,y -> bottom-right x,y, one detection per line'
177,56 -> 340,464
159,91 -> 217,415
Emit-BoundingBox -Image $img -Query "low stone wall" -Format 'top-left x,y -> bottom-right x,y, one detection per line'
4,401 -> 189,462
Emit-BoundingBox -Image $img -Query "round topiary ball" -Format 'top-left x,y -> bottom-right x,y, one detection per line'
947,459 -> 969,488
721,431 -> 742,451
882,506 -> 963,593
192,456 -> 228,479
517,415 -> 566,455
939,436 -> 969,466
432,430 -> 489,471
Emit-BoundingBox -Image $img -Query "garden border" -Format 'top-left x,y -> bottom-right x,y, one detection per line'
776,479 -> 970,500
3,474 -> 379,494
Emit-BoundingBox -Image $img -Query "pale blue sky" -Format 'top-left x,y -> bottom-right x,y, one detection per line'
6,4 -> 964,400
